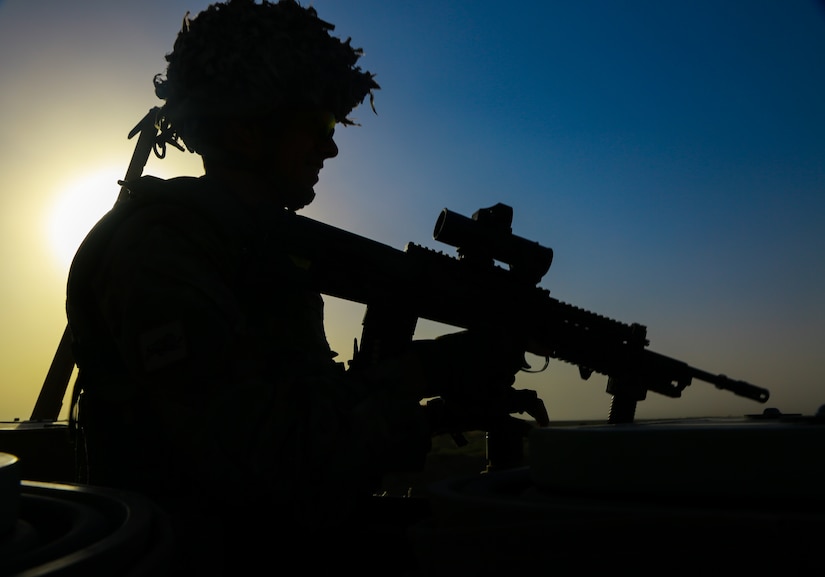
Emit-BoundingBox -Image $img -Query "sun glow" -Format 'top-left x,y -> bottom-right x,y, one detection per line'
46,166 -> 123,271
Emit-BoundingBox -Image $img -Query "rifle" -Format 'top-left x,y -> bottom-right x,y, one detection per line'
264,202 -> 769,440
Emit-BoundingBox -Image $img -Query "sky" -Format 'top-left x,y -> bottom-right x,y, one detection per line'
0,0 -> 823,423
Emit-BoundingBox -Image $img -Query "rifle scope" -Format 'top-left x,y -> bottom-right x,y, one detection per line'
434,203 -> 554,284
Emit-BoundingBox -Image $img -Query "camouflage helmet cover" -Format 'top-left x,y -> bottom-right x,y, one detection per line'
153,0 -> 379,154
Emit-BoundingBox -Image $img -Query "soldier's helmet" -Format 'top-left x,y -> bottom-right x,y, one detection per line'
153,0 -> 379,156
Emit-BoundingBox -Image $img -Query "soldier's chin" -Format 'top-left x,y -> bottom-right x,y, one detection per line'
284,186 -> 316,211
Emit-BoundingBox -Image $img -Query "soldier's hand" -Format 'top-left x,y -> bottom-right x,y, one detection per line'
410,329 -> 525,403
425,386 -> 549,435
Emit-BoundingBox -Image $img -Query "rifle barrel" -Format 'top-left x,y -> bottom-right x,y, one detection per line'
691,367 -> 770,403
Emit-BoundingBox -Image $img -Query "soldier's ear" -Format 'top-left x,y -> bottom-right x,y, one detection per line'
221,118 -> 267,161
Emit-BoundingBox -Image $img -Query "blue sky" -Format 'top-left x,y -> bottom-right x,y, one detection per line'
0,0 -> 823,421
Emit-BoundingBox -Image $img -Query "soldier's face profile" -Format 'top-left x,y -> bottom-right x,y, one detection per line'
266,108 -> 339,209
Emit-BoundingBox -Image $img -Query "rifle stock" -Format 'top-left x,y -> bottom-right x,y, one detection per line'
268,203 -> 769,424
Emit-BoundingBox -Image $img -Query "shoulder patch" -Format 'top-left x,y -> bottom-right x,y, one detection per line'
139,321 -> 187,372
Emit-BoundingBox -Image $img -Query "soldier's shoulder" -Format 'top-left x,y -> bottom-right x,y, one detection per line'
70,176 -> 245,280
